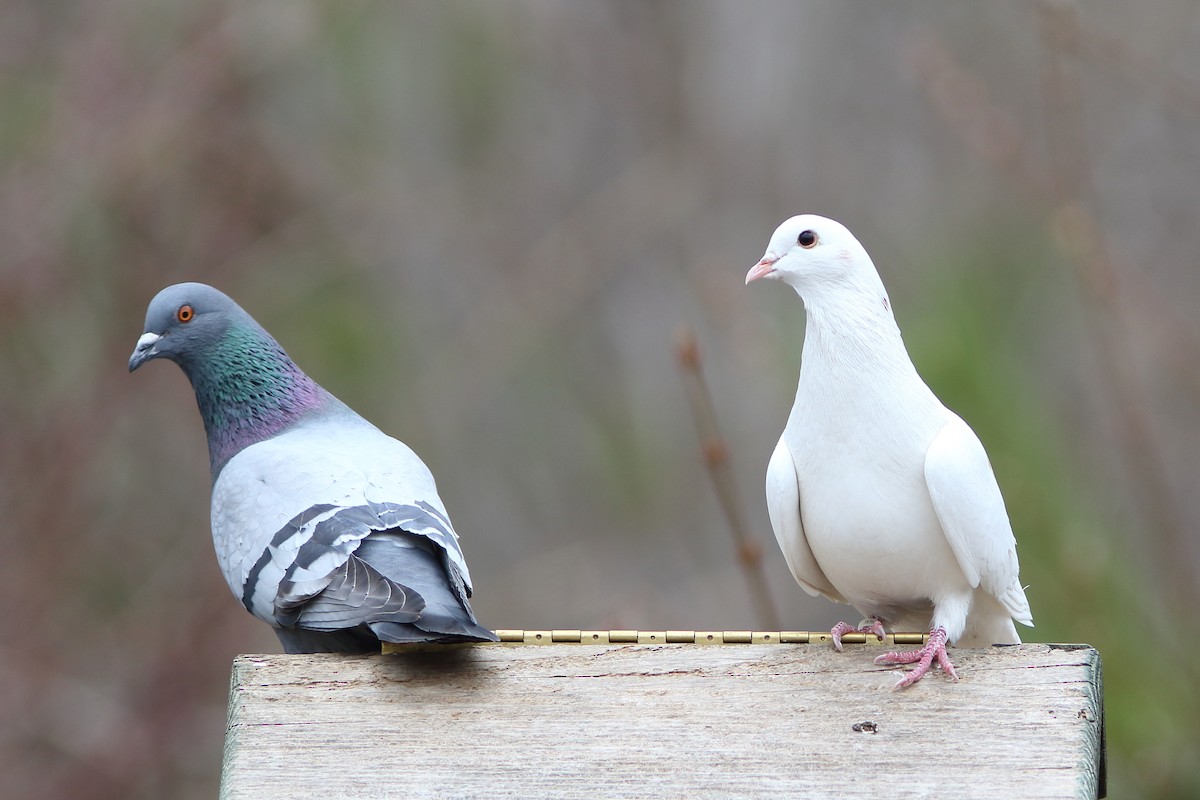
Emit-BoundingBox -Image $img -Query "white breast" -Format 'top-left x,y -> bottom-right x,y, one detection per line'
785,364 -> 969,619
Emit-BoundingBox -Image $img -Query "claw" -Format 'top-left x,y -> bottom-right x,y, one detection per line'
831,621 -> 854,652
830,617 -> 887,652
875,627 -> 957,688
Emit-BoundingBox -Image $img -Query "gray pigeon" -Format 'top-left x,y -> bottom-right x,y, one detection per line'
746,215 -> 1032,688
129,282 -> 497,653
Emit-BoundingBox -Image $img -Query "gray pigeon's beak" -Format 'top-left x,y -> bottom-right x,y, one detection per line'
745,254 -> 778,284
128,332 -> 162,372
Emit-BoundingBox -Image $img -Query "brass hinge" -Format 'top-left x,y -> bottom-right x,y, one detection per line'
489,629 -> 929,645
379,629 -> 931,651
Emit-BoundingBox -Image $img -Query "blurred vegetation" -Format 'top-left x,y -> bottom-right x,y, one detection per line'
1,2 -> 1198,798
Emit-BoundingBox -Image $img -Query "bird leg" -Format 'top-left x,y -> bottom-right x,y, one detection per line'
874,626 -> 957,688
830,617 -> 886,652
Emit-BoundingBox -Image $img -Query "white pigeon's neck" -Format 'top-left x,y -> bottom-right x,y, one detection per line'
792,277 -> 932,407
797,278 -> 904,360
786,284 -> 943,449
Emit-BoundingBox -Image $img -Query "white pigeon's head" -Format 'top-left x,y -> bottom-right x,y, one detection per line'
744,214 -> 877,292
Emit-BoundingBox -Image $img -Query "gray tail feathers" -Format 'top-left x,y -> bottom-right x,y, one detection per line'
277,530 -> 497,651
356,531 -> 498,643
277,547 -> 425,631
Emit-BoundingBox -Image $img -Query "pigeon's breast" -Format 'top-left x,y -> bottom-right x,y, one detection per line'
787,411 -> 970,616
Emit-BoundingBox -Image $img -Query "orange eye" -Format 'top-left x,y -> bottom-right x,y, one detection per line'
177,304 -> 195,323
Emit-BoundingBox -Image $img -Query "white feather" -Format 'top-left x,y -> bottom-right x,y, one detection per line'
764,436 -> 843,602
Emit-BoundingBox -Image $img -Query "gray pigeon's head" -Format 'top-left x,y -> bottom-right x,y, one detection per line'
129,282 -> 333,478
128,282 -> 253,373
744,215 -> 885,300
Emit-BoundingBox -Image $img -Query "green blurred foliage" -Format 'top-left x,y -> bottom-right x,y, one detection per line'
904,224 -> 1200,798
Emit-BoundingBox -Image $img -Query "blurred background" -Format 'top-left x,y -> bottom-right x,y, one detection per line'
1,1 -> 1197,797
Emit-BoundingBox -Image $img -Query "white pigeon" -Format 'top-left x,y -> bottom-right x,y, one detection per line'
745,215 -> 1033,687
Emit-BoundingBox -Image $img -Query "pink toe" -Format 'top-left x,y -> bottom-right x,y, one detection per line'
830,621 -> 856,652
878,627 -> 954,688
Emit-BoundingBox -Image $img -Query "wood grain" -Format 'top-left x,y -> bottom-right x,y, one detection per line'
221,643 -> 1104,800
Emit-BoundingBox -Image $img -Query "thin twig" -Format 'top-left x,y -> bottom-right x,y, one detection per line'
675,325 -> 781,631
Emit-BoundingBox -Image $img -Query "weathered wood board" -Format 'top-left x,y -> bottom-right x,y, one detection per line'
221,642 -> 1104,800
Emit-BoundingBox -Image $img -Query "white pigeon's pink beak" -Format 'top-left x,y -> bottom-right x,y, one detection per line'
745,254 -> 779,284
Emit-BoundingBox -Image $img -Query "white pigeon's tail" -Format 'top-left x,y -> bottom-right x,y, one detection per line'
957,612 -> 1021,648
999,579 -> 1034,628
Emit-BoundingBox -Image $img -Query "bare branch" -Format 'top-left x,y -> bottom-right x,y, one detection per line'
675,326 -> 780,631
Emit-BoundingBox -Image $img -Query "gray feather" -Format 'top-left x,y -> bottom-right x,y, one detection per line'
355,533 -> 496,642
276,547 -> 425,631
266,502 -> 497,645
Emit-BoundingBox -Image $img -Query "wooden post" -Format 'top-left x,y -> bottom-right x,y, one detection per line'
221,639 -> 1104,800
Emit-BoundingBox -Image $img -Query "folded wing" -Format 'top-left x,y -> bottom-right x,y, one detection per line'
212,420 -> 497,650
923,415 -> 1033,627
765,436 -> 844,602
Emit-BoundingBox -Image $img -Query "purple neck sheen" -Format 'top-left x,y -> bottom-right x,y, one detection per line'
184,325 -> 337,480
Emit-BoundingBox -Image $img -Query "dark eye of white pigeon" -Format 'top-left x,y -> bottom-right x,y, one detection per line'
797,230 -> 818,248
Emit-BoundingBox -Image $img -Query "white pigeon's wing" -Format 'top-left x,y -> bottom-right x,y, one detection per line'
923,415 -> 1033,626
211,418 -> 474,627
765,436 -> 845,602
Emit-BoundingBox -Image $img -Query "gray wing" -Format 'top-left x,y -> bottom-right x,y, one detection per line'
211,419 -> 497,649
272,500 -> 493,642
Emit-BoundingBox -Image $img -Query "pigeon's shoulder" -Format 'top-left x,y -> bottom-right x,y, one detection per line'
273,411 -> 443,500
214,414 -> 441,522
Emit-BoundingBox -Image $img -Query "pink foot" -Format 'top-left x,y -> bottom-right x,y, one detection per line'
874,627 -> 958,689
830,617 -> 887,652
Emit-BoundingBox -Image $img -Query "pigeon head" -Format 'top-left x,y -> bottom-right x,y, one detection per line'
744,214 -> 885,296
130,282 -> 247,372
130,282 -> 333,478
